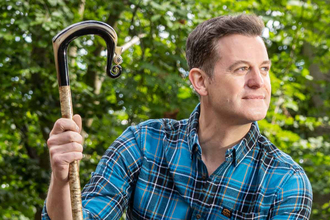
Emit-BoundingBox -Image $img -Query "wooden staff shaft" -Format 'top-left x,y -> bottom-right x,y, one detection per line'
53,20 -> 125,219
59,85 -> 83,220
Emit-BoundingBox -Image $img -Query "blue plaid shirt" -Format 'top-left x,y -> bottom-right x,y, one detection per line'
42,104 -> 312,219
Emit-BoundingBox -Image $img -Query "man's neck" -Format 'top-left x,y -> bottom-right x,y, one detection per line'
198,104 -> 252,175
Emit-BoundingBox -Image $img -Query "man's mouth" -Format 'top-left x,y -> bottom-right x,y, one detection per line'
242,95 -> 265,99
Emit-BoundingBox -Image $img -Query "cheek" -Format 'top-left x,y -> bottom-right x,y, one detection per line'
265,79 -> 272,106
221,82 -> 243,100
264,77 -> 272,94
210,76 -> 244,100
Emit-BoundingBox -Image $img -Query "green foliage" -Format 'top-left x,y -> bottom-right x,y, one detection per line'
1,0 -> 330,219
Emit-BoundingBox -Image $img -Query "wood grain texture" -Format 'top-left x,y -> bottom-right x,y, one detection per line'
59,86 -> 74,120
69,161 -> 83,220
59,86 -> 83,220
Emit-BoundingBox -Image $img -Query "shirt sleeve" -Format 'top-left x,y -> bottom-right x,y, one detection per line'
270,169 -> 313,220
41,125 -> 142,220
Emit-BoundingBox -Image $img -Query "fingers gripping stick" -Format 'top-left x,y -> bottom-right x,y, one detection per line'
52,21 -> 123,220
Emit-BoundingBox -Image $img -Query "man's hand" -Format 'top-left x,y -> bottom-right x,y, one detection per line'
47,114 -> 83,183
45,114 -> 83,220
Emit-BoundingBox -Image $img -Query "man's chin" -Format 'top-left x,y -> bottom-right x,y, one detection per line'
243,110 -> 267,122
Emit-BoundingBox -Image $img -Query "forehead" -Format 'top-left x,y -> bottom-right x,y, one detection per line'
215,34 -> 269,62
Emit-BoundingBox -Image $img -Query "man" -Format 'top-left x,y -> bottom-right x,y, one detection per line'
42,14 -> 313,219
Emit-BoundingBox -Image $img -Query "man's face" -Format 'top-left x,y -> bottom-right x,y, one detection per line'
203,34 -> 271,124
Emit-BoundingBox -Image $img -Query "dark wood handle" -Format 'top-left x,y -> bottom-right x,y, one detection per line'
59,86 -> 83,220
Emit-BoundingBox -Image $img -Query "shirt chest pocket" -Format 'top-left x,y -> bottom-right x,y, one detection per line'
216,207 -> 256,220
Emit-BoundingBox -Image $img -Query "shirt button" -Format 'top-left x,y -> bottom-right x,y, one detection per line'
202,175 -> 207,180
196,214 -> 201,219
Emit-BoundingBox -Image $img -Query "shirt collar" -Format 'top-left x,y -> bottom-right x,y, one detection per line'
230,122 -> 260,166
187,103 -> 260,166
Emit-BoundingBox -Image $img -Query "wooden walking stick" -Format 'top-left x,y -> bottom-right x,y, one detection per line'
52,20 -> 123,220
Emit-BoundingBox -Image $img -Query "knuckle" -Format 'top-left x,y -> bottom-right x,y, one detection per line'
50,119 -> 66,136
78,143 -> 83,152
76,152 -> 83,160
47,138 -> 52,147
70,142 -> 77,150
76,134 -> 83,144
55,118 -> 63,127
71,142 -> 83,152
67,131 -> 76,142
56,118 -> 71,132
57,119 -> 66,131
47,137 -> 54,147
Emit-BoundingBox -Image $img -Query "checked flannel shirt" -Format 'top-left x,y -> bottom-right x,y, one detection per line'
42,104 -> 313,219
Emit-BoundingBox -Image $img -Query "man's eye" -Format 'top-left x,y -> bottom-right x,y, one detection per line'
236,67 -> 249,72
261,66 -> 270,73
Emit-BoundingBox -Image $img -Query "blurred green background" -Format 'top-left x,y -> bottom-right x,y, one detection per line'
1,0 -> 330,219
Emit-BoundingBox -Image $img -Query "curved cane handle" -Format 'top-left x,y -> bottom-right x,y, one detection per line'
53,20 -> 124,86
52,20 -> 123,220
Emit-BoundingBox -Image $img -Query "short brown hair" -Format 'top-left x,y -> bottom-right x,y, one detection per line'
186,14 -> 265,76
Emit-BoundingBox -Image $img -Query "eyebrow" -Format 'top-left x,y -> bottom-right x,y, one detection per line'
227,60 -> 272,71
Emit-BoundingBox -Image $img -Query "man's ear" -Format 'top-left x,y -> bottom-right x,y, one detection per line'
188,68 -> 208,96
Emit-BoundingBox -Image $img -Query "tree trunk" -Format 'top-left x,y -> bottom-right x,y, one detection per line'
303,42 -> 330,113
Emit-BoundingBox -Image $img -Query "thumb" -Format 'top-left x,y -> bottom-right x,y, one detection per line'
73,114 -> 82,133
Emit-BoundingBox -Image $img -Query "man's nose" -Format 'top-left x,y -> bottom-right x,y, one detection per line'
246,68 -> 264,89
